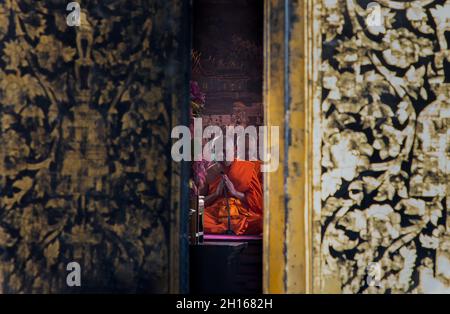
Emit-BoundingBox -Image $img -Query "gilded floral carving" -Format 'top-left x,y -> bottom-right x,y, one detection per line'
317,0 -> 449,293
0,0 -> 183,293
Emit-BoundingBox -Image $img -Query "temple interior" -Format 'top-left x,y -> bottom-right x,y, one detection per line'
0,0 -> 448,294
189,0 -> 264,294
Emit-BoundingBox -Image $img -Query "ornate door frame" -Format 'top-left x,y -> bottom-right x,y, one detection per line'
178,0 -> 450,295
174,0 -> 318,294
169,0 -> 192,295
263,0 -> 450,294
263,0 -> 318,294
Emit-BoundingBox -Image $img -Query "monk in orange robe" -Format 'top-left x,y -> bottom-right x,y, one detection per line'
201,159 -> 263,235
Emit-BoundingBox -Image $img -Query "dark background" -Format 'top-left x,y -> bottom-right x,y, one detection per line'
192,0 -> 263,118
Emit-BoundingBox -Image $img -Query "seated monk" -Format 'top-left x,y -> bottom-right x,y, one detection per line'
200,158 -> 263,235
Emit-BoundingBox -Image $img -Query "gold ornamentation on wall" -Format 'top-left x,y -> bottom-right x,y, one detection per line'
317,0 -> 449,293
0,0 -> 184,293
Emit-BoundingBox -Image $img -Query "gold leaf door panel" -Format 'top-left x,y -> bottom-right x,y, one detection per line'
0,1 -> 189,293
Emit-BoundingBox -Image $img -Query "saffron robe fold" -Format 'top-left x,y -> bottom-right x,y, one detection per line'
203,160 -> 263,235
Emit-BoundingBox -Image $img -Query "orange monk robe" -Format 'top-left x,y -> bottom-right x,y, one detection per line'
204,160 -> 263,235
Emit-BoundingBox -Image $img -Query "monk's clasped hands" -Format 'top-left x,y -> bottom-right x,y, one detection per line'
222,174 -> 238,197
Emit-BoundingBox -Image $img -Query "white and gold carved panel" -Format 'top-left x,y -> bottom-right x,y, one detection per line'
314,0 -> 449,293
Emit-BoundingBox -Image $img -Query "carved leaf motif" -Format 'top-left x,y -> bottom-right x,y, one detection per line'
44,240 -> 60,267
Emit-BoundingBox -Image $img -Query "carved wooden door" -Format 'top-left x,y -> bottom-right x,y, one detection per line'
0,0 -> 190,293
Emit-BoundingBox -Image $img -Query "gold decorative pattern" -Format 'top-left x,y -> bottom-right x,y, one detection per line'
0,1 -> 185,293
315,0 -> 449,293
